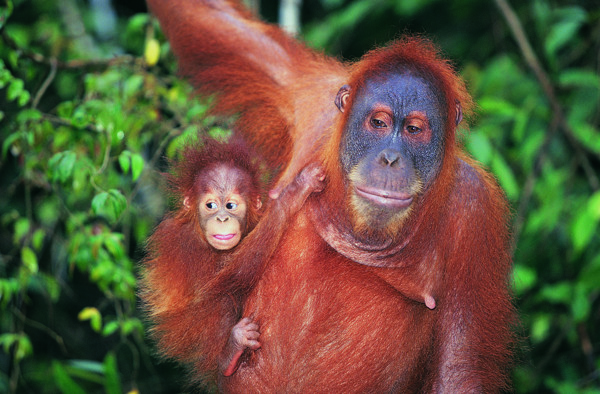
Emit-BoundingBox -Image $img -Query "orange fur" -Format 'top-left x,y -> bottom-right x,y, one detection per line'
146,0 -> 515,391
140,139 -> 265,384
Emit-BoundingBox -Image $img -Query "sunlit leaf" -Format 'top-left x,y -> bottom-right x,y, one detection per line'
131,153 -> 144,181
144,38 -> 161,66
21,246 -> 38,274
119,150 -> 131,174
78,307 -> 102,332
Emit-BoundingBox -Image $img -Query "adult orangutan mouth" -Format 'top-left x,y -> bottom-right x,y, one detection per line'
355,186 -> 413,209
213,234 -> 236,241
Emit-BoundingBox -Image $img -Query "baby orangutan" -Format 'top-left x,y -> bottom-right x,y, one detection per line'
140,138 -> 324,385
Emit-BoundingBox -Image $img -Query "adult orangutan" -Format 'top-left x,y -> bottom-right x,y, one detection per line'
145,0 -> 516,392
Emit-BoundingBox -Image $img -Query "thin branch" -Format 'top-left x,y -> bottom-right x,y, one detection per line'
494,0 -> 599,190
13,307 -> 68,355
1,30 -> 138,70
510,114 -> 559,254
41,113 -> 100,133
31,58 -> 57,109
96,128 -> 112,175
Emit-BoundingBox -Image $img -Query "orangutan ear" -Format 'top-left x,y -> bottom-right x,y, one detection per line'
455,100 -> 463,126
335,84 -> 351,113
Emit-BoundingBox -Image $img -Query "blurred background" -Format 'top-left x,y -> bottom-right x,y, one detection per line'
0,0 -> 598,392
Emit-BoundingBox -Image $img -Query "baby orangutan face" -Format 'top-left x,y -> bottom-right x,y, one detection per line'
185,164 -> 261,250
198,188 -> 248,250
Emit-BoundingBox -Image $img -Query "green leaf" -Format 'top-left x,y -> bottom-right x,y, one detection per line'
590,192 -> 600,219
570,195 -> 600,253
16,108 -> 41,123
21,246 -> 38,274
118,151 -> 131,174
53,361 -> 87,394
539,282 -> 572,304
104,234 -> 125,259
6,78 -> 24,101
208,126 -> 232,140
2,131 -> 22,157
78,307 -> 102,332
67,359 -> 105,375
531,314 -> 551,343
513,264 -> 537,295
544,7 -> 587,58
304,0 -> 376,48
559,69 -> 600,88
122,318 -> 142,336
467,133 -> 493,165
40,273 -> 61,302
491,154 -> 519,200
478,97 -> 517,118
13,217 -> 30,244
103,352 -> 122,394
124,74 -> 144,99
32,228 -> 45,251
15,335 -> 32,360
92,189 -> 127,224
144,38 -> 161,66
570,123 -> 600,154
571,284 -> 590,323
131,153 -> 144,181
102,321 -> 120,337
18,90 -> 30,106
49,151 -> 77,183
0,333 -> 32,360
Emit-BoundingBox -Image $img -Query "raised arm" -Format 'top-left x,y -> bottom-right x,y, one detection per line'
146,0 -> 346,195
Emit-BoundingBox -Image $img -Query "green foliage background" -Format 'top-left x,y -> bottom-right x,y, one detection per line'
0,0 -> 598,392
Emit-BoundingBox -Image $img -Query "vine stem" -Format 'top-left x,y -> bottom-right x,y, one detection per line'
31,58 -> 57,109
493,0 -> 599,190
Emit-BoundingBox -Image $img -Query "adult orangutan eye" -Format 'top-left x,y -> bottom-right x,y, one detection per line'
406,125 -> 422,134
225,202 -> 238,210
370,118 -> 388,129
206,202 -> 218,210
